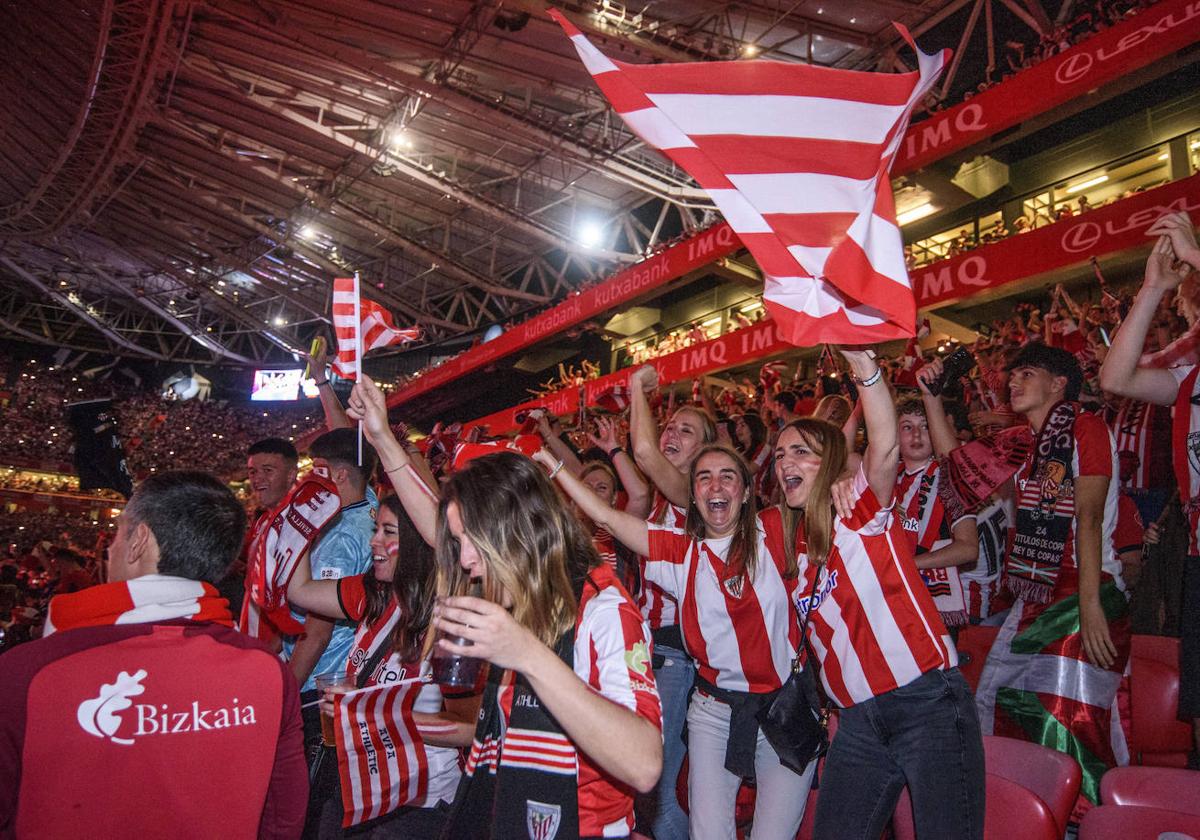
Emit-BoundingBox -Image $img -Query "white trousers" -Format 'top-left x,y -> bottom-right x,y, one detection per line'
686,690 -> 816,840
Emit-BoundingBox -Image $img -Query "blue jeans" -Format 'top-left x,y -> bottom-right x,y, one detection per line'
637,643 -> 692,840
814,668 -> 985,840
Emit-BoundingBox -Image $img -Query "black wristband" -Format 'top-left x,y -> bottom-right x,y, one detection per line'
313,379 -> 330,387
608,446 -> 624,460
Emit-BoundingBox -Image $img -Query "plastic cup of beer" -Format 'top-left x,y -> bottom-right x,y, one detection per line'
431,581 -> 483,689
315,670 -> 355,746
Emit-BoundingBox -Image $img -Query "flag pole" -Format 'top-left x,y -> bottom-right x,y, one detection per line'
354,271 -> 363,467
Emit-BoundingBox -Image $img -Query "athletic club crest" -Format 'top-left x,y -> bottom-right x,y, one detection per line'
723,574 -> 745,599
1188,431 -> 1200,477
527,800 -> 562,840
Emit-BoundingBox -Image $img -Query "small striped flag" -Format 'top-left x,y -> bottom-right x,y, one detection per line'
333,679 -> 430,828
331,276 -> 420,380
551,11 -> 949,346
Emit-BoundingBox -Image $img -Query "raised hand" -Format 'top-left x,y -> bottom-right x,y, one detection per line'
305,334 -> 330,378
346,373 -> 395,447
588,416 -> 622,452
630,364 -> 659,393
1145,235 -> 1193,292
915,358 -> 943,397
1146,211 -> 1200,272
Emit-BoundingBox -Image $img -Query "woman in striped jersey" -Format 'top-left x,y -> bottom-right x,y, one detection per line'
775,347 -> 985,840
286,495 -> 466,838
547,442 -> 816,839
627,364 -> 717,840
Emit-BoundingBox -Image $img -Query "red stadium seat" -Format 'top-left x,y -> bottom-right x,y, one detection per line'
984,774 -> 1059,840
984,735 -> 1081,836
891,736 -> 1078,840
1080,805 -> 1200,839
894,774 -> 1060,840
1100,766 -> 1200,816
954,625 -> 999,692
1129,635 -> 1193,767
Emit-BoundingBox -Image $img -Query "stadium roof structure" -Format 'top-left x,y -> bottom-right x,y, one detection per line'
0,0 -> 1057,366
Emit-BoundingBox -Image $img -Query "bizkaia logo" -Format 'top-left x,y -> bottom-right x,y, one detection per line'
77,669 -> 258,745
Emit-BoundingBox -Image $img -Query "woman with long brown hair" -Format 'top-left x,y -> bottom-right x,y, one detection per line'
774,347 -> 984,840
543,441 -> 816,839
286,495 -> 468,838
626,364 -> 717,840
346,375 -> 663,839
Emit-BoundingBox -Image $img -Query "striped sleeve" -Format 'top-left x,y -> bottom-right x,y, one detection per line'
644,524 -> 691,600
576,587 -> 662,730
336,574 -> 368,623
842,464 -> 893,536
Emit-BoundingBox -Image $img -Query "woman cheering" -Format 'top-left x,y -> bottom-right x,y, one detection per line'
774,347 -> 985,840
544,442 -> 815,839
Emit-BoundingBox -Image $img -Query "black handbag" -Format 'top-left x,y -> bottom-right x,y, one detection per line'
756,561 -> 830,775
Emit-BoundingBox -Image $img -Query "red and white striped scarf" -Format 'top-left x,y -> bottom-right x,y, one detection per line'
897,460 -> 967,626
45,575 -> 232,636
553,11 -> 948,346
245,474 -> 341,620
333,678 -> 430,827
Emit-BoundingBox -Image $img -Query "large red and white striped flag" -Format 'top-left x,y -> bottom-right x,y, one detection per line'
551,11 -> 949,345
331,276 -> 421,380
333,679 -> 430,828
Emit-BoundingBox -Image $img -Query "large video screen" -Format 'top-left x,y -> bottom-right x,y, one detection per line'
251,369 -> 318,401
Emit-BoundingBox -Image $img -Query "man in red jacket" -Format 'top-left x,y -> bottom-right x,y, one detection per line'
0,471 -> 308,839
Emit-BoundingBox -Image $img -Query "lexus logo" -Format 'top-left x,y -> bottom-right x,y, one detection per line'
1061,222 -> 1103,254
1055,52 -> 1095,85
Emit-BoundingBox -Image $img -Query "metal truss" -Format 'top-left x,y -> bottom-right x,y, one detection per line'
0,0 -> 1014,365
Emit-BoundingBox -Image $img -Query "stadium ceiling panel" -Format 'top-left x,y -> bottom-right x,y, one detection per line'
0,0 -> 1014,366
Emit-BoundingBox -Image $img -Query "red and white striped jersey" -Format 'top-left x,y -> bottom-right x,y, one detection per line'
794,465 -> 955,708
1012,413 -> 1122,580
638,496 -> 687,631
896,459 -> 971,623
1171,365 -> 1200,555
464,564 -> 661,838
646,509 -> 800,693
1105,397 -> 1173,491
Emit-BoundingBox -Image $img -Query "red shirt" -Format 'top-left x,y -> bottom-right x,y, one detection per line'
0,621 -> 306,839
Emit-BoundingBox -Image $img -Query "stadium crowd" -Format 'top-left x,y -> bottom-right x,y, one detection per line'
0,212 -> 1197,840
